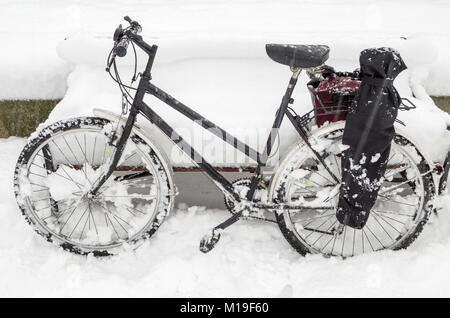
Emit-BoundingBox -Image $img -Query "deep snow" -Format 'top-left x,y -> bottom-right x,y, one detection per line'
1,137 -> 450,297
2,0 -> 450,99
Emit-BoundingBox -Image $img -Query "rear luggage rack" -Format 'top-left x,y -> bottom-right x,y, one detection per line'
399,98 -> 417,110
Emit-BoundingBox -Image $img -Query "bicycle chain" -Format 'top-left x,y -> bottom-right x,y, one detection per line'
223,178 -> 276,223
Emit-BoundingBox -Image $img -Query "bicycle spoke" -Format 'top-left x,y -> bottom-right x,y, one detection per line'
29,171 -> 47,178
102,195 -> 157,199
334,155 -> 341,178
56,165 -> 85,190
128,206 -> 146,215
35,205 -> 51,212
106,213 -> 122,240
60,205 -> 80,233
102,139 -> 108,165
74,135 -> 92,186
372,209 -> 415,218
32,196 -> 52,203
92,135 -> 97,165
50,140 -> 75,168
62,135 -> 82,166
30,182 -> 49,189
120,152 -> 138,165
312,219 -> 338,246
298,213 -> 335,224
88,203 -> 99,236
371,212 -> 395,241
380,175 -> 419,195
319,220 -> 339,252
361,228 -> 365,254
112,214 -> 132,232
293,181 -> 317,194
377,194 -> 418,207
312,169 -> 336,186
79,208 -> 91,239
32,189 -> 49,193
304,214 -> 335,239
372,211 -> 403,234
340,225 -> 347,256
352,228 -> 356,257
384,164 -> 409,180
372,210 -> 407,225
365,223 -> 385,249
362,228 -> 374,251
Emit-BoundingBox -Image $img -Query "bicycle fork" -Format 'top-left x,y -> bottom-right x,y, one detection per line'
89,78 -> 149,196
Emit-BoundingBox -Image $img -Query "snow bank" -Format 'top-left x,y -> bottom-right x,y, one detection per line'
48,34 -> 450,167
1,137 -> 450,297
2,0 -> 450,165
1,0 -> 450,99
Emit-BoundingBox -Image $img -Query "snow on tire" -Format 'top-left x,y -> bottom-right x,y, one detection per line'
270,122 -> 435,257
13,117 -> 173,256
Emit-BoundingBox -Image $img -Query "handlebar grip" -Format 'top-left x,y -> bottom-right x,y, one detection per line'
114,37 -> 129,57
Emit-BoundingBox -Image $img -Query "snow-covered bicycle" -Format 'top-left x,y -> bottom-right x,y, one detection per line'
14,17 -> 450,257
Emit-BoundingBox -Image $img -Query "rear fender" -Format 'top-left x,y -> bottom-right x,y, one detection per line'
267,121 -> 438,203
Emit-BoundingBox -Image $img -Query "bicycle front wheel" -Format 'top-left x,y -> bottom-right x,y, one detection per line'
270,122 -> 435,258
14,117 -> 173,256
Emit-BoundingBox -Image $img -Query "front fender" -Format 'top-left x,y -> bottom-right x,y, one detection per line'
92,108 -> 176,210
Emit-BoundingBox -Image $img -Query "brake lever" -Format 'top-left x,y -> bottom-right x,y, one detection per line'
124,16 -> 141,33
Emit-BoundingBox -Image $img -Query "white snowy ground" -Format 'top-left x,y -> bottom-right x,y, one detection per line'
1,137 -> 449,297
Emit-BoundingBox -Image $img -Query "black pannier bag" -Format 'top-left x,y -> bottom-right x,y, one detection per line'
336,47 -> 407,229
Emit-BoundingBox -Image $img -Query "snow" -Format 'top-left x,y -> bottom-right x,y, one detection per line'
1,0 -> 450,99
1,137 -> 450,297
42,59 -> 450,167
1,0 -> 450,297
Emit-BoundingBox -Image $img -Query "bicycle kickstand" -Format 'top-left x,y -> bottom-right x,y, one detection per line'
199,210 -> 244,253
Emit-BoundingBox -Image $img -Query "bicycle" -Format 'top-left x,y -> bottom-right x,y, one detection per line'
14,17 -> 450,257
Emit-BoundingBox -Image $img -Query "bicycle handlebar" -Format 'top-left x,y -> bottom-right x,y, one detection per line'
115,37 -> 129,57
113,16 -> 142,58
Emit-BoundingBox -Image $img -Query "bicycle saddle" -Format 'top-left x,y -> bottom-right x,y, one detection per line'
266,44 -> 330,69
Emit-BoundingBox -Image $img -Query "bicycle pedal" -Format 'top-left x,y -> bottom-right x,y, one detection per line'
199,230 -> 221,253
433,207 -> 443,215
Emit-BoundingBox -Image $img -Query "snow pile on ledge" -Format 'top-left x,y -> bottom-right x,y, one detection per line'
1,0 -> 450,98
48,34 -> 450,167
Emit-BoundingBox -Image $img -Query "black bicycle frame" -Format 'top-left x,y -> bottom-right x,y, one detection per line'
91,33 -> 340,203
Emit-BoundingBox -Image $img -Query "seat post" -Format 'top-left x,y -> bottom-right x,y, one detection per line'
259,67 -> 302,166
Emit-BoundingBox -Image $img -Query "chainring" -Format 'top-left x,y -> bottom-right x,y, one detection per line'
224,178 -> 274,222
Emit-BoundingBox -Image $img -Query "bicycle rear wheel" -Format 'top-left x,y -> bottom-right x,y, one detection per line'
270,122 -> 435,257
14,117 -> 173,256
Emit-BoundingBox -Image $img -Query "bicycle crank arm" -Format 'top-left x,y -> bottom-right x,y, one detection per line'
199,211 -> 243,253
199,229 -> 222,253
